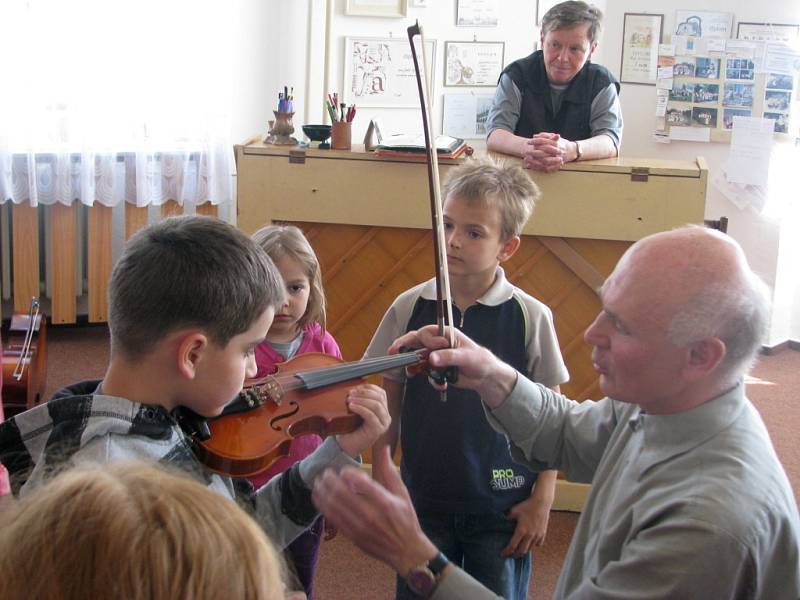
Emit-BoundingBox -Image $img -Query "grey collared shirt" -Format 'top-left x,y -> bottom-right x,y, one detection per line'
477,379 -> 800,599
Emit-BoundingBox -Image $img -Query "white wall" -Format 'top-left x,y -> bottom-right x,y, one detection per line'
323,0 -> 543,141
231,1 -> 312,145
231,0 -> 800,345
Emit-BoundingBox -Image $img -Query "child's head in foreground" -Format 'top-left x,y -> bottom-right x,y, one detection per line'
0,461 -> 287,600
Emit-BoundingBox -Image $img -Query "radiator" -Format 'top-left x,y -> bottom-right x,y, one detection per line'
0,201 -> 219,324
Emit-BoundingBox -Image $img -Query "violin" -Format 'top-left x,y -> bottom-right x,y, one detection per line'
186,349 -> 425,477
1,298 -> 47,418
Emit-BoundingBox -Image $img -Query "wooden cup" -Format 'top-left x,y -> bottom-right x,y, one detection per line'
331,122 -> 352,150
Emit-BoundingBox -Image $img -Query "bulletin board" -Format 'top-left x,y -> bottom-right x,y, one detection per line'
655,34 -> 796,143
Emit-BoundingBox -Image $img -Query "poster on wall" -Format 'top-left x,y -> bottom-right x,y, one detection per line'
620,13 -> 663,85
344,0 -> 408,18
343,37 -> 436,108
674,10 -> 733,38
442,93 -> 494,138
456,0 -> 499,27
736,22 -> 799,43
444,41 -> 504,86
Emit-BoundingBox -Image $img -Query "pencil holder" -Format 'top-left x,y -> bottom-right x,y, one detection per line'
331,121 -> 352,150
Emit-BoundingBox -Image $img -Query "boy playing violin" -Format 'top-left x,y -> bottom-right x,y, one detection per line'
0,215 -> 389,550
364,161 -> 568,600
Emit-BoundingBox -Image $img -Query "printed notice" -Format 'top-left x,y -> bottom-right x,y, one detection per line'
726,117 -> 774,187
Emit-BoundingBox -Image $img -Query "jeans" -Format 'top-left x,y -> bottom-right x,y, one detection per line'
396,510 -> 532,600
285,515 -> 324,599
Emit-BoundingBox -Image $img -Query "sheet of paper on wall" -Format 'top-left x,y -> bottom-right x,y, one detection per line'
668,126 -> 710,142
726,117 -> 774,188
656,66 -> 674,90
712,169 -> 767,212
706,38 -> 726,53
674,10 -> 733,39
659,43 -> 675,57
725,41 -> 757,60
692,38 -> 711,57
657,66 -> 674,79
672,35 -> 695,56
764,43 -> 800,76
442,93 -> 494,140
655,91 -> 669,117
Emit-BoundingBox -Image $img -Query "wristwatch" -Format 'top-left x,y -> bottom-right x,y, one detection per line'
406,551 -> 450,598
574,140 -> 583,161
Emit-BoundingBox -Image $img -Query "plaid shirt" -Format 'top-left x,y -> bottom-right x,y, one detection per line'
0,380 -> 357,548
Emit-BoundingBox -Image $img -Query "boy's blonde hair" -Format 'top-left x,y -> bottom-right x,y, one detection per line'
252,224 -> 327,331
0,462 -> 287,600
442,160 -> 540,241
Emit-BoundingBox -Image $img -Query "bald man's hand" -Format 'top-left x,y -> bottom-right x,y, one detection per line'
388,325 -> 518,409
312,447 -> 439,578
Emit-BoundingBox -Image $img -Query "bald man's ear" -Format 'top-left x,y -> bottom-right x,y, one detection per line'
684,337 -> 726,381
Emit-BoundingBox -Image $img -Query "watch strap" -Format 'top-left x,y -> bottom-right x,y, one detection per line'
574,140 -> 583,161
427,551 -> 449,576
407,552 -> 450,598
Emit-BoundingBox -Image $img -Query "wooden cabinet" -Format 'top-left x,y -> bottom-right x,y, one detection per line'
236,141 -> 707,401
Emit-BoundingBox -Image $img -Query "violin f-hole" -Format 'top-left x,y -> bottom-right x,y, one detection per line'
269,401 -> 300,431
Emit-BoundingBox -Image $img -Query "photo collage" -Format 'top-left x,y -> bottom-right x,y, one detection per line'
663,52 -> 795,136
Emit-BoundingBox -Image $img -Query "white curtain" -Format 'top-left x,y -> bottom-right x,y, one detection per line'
0,0 -> 235,207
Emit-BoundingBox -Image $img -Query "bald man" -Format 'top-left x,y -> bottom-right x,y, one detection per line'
314,227 -> 800,600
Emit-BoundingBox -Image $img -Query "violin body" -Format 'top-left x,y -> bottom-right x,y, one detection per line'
2,309 -> 47,418
194,353 -> 364,478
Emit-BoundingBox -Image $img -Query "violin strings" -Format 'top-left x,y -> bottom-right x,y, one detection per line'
272,352 -> 422,391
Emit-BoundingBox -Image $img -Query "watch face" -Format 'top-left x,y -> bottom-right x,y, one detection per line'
407,567 -> 436,597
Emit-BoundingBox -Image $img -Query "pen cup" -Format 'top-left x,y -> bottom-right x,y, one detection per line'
331,121 -> 352,151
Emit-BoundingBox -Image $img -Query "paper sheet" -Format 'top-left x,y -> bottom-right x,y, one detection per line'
442,93 -> 494,139
726,117 -> 774,187
669,126 -> 711,142
764,43 -> 800,76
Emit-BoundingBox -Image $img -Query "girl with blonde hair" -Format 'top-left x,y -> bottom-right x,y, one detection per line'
248,224 -> 345,599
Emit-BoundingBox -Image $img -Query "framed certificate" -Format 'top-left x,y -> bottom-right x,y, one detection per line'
444,41 -> 504,87
344,37 -> 436,107
456,0 -> 499,27
620,13 -> 663,85
344,0 -> 408,18
736,22 -> 800,43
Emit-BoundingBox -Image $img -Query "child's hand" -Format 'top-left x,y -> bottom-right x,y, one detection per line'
501,496 -> 552,558
335,384 -> 390,459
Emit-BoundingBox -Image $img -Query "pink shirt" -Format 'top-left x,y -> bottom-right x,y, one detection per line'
249,322 -> 342,489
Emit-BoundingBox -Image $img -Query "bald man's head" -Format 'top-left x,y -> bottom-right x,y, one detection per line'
612,226 -> 769,384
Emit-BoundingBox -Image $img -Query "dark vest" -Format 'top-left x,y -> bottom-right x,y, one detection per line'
502,50 -> 619,140
400,296 -> 537,514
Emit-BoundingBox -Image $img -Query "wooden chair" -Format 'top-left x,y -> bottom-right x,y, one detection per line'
704,216 -> 728,233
